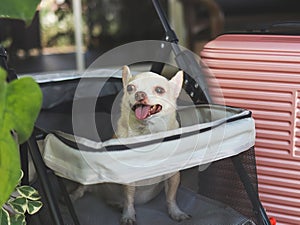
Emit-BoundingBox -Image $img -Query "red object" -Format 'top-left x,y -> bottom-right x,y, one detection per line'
201,34 -> 300,225
270,217 -> 277,225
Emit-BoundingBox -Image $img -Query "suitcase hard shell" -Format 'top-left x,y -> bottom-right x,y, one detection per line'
201,34 -> 300,225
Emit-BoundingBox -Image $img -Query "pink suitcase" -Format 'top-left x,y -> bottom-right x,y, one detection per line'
201,34 -> 300,225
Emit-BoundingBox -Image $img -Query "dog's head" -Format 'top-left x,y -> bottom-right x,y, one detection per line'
121,66 -> 183,121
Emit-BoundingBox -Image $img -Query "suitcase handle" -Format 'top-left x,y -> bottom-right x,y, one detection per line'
247,22 -> 300,34
268,22 -> 300,34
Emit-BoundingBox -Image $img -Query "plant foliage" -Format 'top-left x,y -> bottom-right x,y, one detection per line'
1,173 -> 43,225
0,0 -> 40,23
0,68 -> 42,208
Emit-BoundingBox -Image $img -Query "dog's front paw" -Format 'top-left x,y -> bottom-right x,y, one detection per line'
168,206 -> 191,222
170,211 -> 191,222
69,185 -> 87,202
120,216 -> 136,225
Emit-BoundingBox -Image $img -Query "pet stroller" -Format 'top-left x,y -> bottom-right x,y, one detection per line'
2,0 -> 272,224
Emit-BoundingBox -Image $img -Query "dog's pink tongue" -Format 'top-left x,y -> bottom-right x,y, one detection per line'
135,105 -> 150,120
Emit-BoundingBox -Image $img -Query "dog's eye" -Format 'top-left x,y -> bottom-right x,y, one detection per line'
126,84 -> 135,93
155,86 -> 165,94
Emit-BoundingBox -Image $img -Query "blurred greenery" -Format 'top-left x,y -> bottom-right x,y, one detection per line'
40,0 -> 166,50
0,0 -> 167,54
0,0 -> 40,23
40,0 -> 77,47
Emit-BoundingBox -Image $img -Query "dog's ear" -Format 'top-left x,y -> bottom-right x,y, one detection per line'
170,70 -> 183,98
122,65 -> 132,87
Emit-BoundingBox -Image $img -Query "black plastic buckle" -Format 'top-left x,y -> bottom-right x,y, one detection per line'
0,46 -> 8,70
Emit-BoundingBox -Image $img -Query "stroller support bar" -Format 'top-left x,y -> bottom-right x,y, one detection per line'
151,0 -> 212,104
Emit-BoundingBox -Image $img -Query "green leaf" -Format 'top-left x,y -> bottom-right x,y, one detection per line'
4,75 -> 42,144
0,69 -> 42,207
0,0 -> 40,24
17,171 -> 24,184
7,197 -> 27,214
0,207 -> 10,225
27,200 -> 42,215
10,214 -> 26,225
7,196 -> 42,216
17,186 -> 41,201
0,127 -> 20,209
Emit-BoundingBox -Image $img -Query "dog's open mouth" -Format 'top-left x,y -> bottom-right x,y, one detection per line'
132,104 -> 162,120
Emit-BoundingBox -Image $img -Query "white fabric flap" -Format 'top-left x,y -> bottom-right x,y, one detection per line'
43,106 -> 255,185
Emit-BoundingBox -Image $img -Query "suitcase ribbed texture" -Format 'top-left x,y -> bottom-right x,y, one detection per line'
201,34 -> 300,225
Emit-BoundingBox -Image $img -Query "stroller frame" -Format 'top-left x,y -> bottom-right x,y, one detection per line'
0,0 -> 270,224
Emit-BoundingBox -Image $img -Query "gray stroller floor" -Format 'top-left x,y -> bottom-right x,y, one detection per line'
59,187 -> 253,225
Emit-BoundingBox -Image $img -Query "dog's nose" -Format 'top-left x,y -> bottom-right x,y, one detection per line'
135,91 -> 147,102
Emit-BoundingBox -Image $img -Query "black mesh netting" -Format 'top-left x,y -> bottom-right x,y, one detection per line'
197,147 -> 262,224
